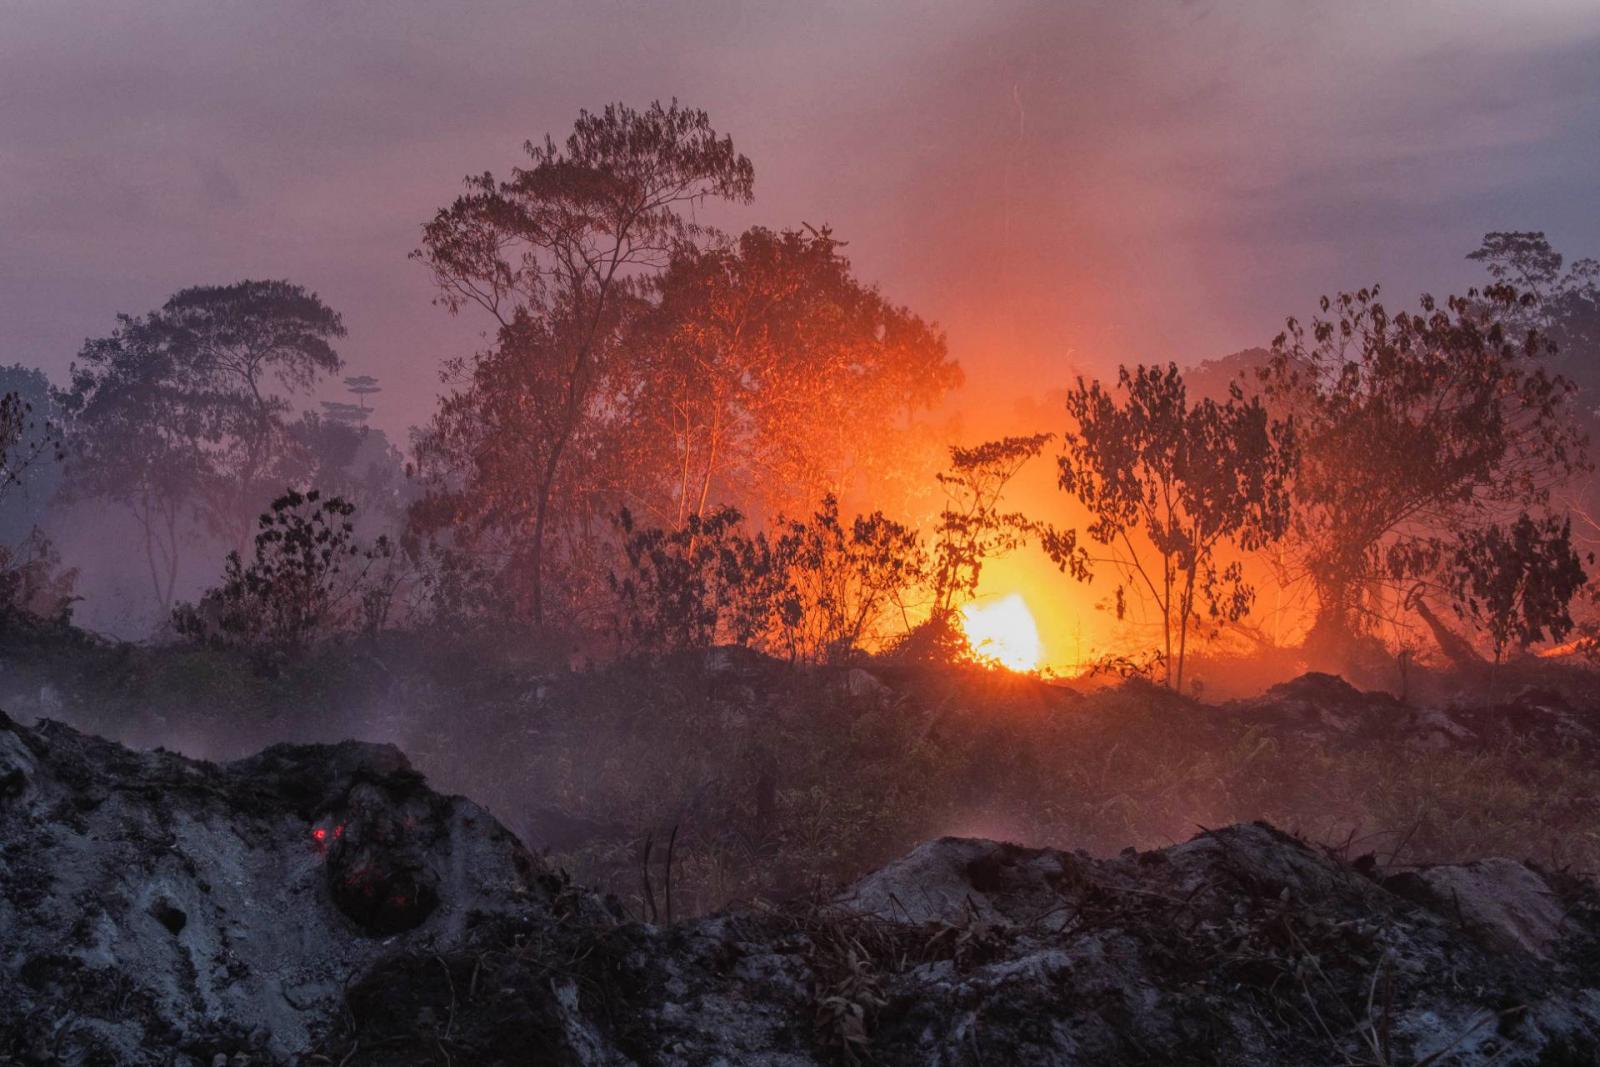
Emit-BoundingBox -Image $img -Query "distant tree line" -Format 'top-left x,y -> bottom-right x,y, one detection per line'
1,95 -> 1593,685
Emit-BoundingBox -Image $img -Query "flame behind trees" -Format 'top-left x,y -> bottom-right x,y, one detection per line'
410,103 -> 959,626
1045,365 -> 1297,691
930,433 -> 1052,618
628,226 -> 960,527
608,495 -> 922,663
410,101 -> 755,626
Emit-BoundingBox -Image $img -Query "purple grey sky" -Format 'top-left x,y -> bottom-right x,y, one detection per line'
3,1 -> 1598,439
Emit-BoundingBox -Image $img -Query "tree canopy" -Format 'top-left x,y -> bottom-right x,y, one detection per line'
1047,364 -> 1297,691
1261,284 -> 1586,658
60,280 -> 345,611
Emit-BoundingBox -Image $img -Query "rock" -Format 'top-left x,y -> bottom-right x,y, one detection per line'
0,715 -> 556,1064
845,668 -> 888,699
6,715 -> 1600,1066
1412,858 -> 1569,958
835,836 -> 1082,926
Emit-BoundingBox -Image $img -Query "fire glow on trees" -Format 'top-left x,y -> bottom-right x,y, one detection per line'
960,593 -> 1043,672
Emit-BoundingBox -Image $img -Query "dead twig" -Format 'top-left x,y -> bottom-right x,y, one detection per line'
640,832 -> 658,923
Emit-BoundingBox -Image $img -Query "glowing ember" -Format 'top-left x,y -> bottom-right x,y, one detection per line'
959,594 -> 1043,672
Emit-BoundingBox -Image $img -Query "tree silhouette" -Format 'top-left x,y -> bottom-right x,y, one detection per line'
61,281 -> 345,610
412,101 -> 754,625
1046,364 -> 1297,691
173,489 -> 393,660
929,433 -> 1051,617
1261,284 -> 1586,659
1442,513 -> 1588,662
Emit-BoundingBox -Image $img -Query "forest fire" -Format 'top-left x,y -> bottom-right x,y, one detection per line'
960,593 -> 1044,672
5,7 -> 1600,1065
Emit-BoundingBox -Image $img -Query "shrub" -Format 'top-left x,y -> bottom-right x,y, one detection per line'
0,528 -> 78,630
607,494 -> 925,663
769,496 -> 925,663
173,489 -> 392,660
608,506 -> 778,651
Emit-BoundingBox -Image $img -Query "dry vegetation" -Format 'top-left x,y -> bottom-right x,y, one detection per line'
6,624 -> 1596,924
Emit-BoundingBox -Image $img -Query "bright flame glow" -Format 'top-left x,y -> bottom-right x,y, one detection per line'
959,594 -> 1043,672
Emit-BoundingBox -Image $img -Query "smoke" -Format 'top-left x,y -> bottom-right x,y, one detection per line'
1,2 -> 1596,448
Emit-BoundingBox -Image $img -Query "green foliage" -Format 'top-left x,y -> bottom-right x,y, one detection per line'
173,489 -> 392,661
1046,363 -> 1297,691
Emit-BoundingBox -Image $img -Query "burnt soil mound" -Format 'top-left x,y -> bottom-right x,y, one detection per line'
3,707 -> 1600,1065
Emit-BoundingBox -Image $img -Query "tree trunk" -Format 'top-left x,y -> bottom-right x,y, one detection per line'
530,492 -> 549,628
1413,597 -> 1489,671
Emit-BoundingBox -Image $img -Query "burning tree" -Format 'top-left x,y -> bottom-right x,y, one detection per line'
410,101 -> 754,626
1046,364 -> 1297,691
627,226 -> 960,526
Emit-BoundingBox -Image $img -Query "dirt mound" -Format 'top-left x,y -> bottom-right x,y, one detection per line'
5,710 -> 1600,1065
1226,671 -> 1600,752
0,709 -> 565,1065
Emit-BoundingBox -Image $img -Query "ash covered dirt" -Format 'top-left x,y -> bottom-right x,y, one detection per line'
4,706 -> 1600,1065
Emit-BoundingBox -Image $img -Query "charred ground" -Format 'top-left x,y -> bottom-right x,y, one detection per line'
5,693 -> 1600,1065
3,624 -> 1599,922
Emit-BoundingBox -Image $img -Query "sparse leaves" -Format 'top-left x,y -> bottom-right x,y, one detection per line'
173,489 -> 393,661
1049,363 -> 1297,690
930,432 -> 1052,616
1443,513 -> 1589,661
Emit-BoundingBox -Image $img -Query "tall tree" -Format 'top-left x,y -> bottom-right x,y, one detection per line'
61,281 -> 345,611
1046,364 -> 1297,692
148,282 -> 345,551
1261,284 -> 1587,659
1468,233 -> 1600,402
411,101 -> 754,625
628,226 -> 961,527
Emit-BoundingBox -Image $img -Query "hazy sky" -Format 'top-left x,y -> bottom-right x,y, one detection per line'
4,0 -> 1598,439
